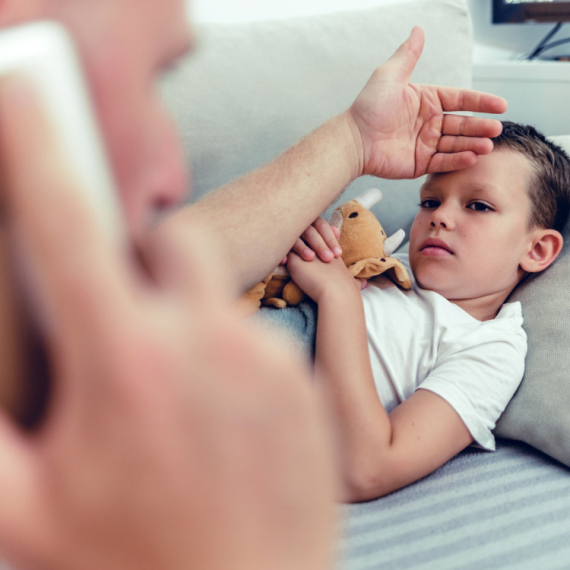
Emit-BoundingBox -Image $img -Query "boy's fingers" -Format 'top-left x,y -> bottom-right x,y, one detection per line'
0,78 -> 132,341
286,251 -> 305,271
437,135 -> 493,155
291,238 -> 316,261
312,218 -> 342,257
301,226 -> 333,262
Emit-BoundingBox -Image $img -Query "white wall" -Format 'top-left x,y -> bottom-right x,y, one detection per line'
189,0 -> 406,24
190,0 -> 570,59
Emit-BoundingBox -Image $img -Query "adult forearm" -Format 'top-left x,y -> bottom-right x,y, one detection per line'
174,112 -> 362,293
314,292 -> 392,499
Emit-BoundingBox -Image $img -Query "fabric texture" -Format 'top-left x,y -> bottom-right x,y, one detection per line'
340,439 -> 570,570
248,300 -> 318,364
160,0 -> 473,239
494,135 -> 570,465
362,254 -> 527,451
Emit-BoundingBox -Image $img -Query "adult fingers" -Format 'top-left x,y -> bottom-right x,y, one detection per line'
0,412 -> 38,546
442,114 -> 504,138
427,151 -> 477,174
437,135 -> 494,155
0,78 -> 133,343
435,86 -> 508,115
381,26 -> 425,83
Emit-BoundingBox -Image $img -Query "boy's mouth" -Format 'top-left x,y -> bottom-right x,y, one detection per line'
419,238 -> 454,256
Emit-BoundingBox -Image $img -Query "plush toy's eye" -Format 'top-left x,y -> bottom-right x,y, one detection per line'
349,212 -> 359,219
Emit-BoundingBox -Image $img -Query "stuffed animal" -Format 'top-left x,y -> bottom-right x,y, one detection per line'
239,189 -> 412,315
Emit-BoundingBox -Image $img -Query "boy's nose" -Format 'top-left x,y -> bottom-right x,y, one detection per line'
429,208 -> 455,230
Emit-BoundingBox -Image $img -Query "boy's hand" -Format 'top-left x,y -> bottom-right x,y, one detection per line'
280,217 -> 342,265
346,26 -> 507,179
287,252 -> 362,303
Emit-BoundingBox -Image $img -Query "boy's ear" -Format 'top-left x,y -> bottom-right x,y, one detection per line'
520,228 -> 564,274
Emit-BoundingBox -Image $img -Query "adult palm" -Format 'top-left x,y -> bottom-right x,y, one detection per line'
349,27 -> 507,179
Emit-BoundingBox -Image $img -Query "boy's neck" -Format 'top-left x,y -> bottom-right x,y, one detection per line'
448,289 -> 512,321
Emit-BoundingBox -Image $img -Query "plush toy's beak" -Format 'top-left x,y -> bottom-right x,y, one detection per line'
384,229 -> 406,256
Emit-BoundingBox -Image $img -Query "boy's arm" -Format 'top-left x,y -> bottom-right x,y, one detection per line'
287,254 -> 473,501
315,289 -> 473,502
169,28 -> 507,292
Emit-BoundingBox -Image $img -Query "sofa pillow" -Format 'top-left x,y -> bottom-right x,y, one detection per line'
161,0 -> 473,238
494,135 -> 570,466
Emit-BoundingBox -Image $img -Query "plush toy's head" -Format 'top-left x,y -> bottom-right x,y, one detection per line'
240,188 -> 412,315
328,189 -> 412,286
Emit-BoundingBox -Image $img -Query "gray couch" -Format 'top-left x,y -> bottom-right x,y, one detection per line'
161,1 -> 570,568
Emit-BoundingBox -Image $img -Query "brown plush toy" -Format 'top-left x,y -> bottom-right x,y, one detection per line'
240,189 -> 412,315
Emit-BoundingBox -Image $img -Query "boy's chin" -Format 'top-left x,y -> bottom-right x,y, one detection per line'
414,272 -> 453,297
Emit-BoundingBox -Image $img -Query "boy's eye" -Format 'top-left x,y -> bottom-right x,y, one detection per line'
419,199 -> 439,209
467,201 -> 493,213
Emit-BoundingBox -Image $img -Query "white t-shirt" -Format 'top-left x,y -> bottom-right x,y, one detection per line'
360,253 -> 527,451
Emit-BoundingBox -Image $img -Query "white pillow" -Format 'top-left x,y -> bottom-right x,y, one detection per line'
550,135 -> 570,155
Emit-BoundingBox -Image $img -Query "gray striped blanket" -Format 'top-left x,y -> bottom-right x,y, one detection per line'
339,440 -> 570,569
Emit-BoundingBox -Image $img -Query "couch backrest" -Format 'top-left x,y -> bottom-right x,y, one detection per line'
161,0 -> 473,237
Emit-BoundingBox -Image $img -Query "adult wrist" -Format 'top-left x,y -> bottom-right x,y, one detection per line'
336,110 -> 365,181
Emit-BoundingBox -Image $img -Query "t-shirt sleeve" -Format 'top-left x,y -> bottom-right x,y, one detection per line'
417,331 -> 526,451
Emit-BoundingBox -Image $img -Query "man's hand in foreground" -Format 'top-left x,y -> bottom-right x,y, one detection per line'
345,26 -> 507,179
0,79 -> 337,570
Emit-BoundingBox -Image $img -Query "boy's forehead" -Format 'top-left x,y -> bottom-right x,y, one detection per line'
421,150 -> 533,199
421,176 -> 499,196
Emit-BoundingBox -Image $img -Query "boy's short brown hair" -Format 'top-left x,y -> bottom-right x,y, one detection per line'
492,121 -> 570,233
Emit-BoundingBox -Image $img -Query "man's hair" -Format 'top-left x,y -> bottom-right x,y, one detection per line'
492,121 -> 570,233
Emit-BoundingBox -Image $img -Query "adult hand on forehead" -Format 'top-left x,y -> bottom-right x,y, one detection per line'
0,79 -> 337,570
347,26 -> 507,179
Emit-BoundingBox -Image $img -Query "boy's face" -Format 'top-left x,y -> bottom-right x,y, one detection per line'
12,0 -> 195,238
409,149 -> 536,301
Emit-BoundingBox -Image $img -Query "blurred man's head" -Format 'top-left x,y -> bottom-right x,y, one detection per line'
2,0 -> 195,236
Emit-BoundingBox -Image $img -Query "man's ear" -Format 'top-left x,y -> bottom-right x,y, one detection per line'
520,228 -> 564,274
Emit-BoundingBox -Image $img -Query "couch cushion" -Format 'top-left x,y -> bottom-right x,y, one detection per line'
494,135 -> 570,466
160,0 -> 473,238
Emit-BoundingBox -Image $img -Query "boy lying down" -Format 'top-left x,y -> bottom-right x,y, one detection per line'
275,121 -> 570,502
